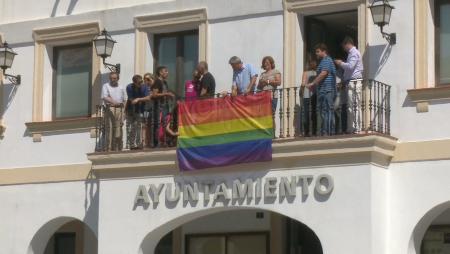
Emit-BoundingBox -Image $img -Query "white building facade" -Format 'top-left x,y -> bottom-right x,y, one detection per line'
1,0 -> 450,254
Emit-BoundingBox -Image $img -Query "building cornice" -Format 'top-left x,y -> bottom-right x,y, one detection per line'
32,21 -> 100,43
88,134 -> 398,178
134,8 -> 207,31
284,0 -> 363,14
25,117 -> 98,142
407,85 -> 450,113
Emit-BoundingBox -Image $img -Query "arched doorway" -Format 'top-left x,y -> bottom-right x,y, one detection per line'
142,208 -> 322,254
420,207 -> 450,253
409,201 -> 450,254
28,217 -> 98,254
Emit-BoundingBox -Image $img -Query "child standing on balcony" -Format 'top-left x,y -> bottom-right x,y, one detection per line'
301,57 -> 318,137
185,70 -> 200,101
158,105 -> 179,147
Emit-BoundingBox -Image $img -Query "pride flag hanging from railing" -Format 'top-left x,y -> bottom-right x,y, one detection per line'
177,92 -> 273,171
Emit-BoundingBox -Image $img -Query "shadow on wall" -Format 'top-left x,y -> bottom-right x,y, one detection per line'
1,82 -> 19,119
363,43 -> 393,80
84,173 -> 100,237
51,0 -> 79,17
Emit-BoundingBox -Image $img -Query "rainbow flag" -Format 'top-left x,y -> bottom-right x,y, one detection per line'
177,92 -> 273,171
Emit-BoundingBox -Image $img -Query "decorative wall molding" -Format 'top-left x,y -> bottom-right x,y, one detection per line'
25,118 -> 98,142
31,22 -> 102,129
0,163 -> 93,186
33,22 -> 100,43
407,85 -> 450,113
284,0 -> 363,14
0,33 -> 4,138
134,9 -> 207,30
414,0 -> 429,90
133,8 -> 208,75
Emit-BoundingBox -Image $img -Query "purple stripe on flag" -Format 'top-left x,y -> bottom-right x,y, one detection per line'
177,139 -> 272,171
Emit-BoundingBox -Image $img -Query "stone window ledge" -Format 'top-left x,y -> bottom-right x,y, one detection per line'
25,117 -> 98,142
407,85 -> 450,113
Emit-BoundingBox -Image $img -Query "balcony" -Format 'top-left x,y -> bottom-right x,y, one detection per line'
88,79 -> 396,173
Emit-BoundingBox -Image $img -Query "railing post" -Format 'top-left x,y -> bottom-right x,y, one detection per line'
286,87 -> 291,137
293,86 -> 298,136
278,88 -> 284,138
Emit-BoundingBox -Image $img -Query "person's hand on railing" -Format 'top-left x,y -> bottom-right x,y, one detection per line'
306,82 -> 315,89
131,98 -> 141,105
164,91 -> 176,99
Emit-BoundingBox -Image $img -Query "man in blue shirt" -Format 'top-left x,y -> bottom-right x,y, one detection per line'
126,74 -> 149,149
307,43 -> 337,136
228,56 -> 258,96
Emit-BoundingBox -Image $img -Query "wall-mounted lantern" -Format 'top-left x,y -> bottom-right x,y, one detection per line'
0,42 -> 21,85
93,29 -> 120,73
369,0 -> 396,45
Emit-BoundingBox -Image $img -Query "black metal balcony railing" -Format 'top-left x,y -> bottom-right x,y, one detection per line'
94,79 -> 391,152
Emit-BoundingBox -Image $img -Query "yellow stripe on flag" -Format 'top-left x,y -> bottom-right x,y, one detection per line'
179,115 -> 273,138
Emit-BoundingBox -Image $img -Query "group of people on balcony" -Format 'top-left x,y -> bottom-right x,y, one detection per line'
302,36 -> 364,136
99,36 -> 363,151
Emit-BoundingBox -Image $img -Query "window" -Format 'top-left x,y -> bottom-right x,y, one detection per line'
436,0 -> 450,86
421,225 -> 450,254
54,232 -> 76,254
186,233 -> 268,254
52,44 -> 92,119
154,30 -> 199,97
304,11 -> 358,65
155,231 -> 173,254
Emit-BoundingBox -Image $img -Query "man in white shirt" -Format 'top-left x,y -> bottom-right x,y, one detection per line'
335,37 -> 364,134
101,72 -> 126,151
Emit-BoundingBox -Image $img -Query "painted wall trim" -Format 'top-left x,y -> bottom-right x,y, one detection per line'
0,163 -> 93,186
4,138 -> 450,185
407,85 -> 450,113
133,8 -> 208,75
134,9 -> 207,30
25,117 -> 99,142
31,21 -> 102,133
414,0 -> 429,90
32,22 -> 100,43
285,0 -> 363,14
392,139 -> 450,163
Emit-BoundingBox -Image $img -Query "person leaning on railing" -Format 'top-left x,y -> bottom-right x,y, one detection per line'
224,56 -> 258,97
126,74 -> 149,150
257,56 -> 281,113
101,72 -> 126,151
141,73 -> 155,148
